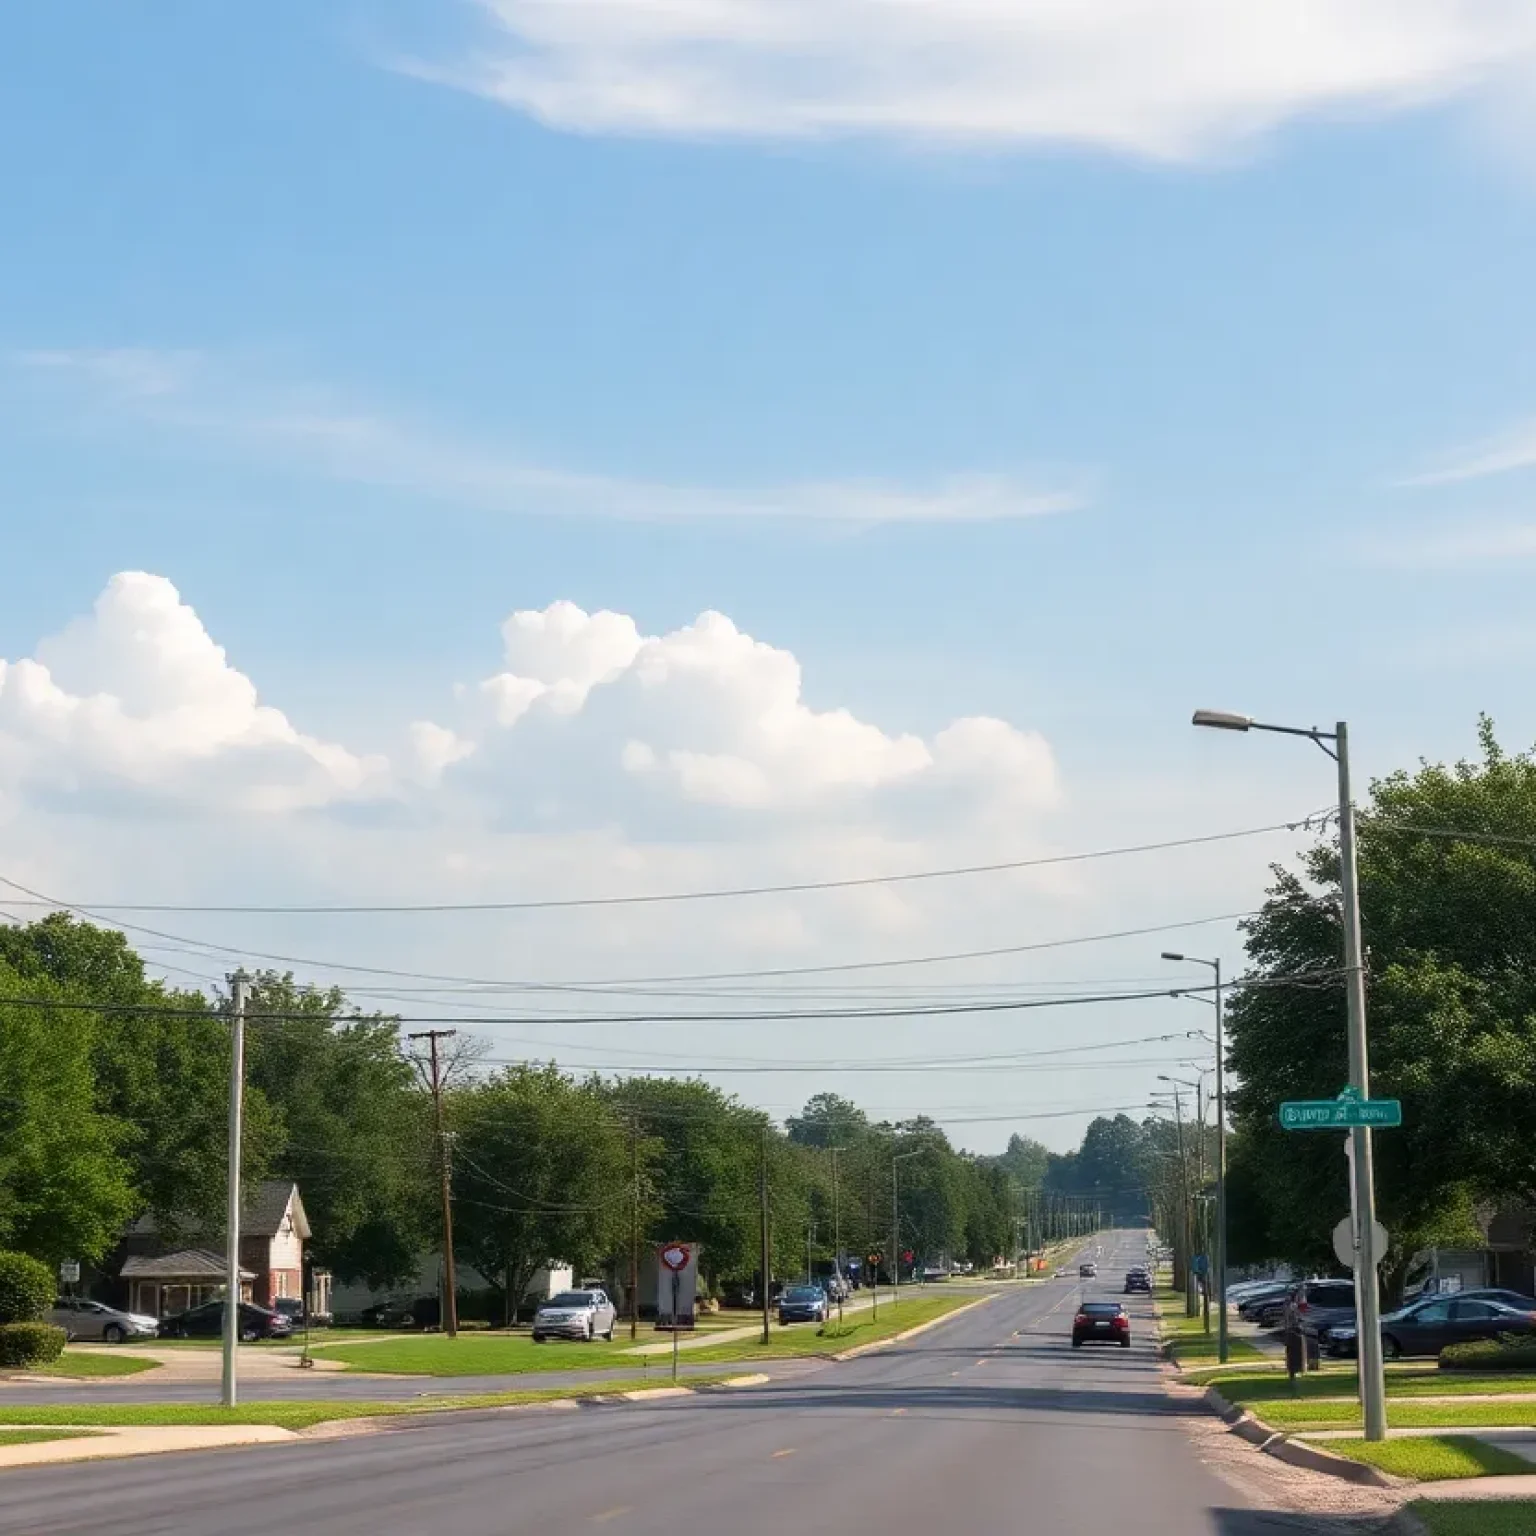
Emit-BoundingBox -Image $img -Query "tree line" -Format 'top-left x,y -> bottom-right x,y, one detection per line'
0,914 -> 1139,1306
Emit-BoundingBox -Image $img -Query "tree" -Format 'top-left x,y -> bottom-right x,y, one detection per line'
1226,720 -> 1536,1283
451,1066 -> 634,1319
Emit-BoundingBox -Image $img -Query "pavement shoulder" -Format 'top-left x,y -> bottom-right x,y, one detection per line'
0,1425 -> 294,1469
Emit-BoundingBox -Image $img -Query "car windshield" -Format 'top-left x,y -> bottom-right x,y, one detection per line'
547,1293 -> 595,1308
785,1287 -> 822,1301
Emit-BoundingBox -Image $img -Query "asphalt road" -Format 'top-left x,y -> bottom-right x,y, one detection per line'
0,1234 -> 1327,1534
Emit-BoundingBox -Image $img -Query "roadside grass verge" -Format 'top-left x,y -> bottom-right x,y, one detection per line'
0,1429 -> 104,1446
1154,1288 -> 1264,1367
1188,1367 -> 1536,1402
36,1352 -> 160,1379
1410,1500 -> 1536,1534
1263,1400 -> 1536,1432
671,1294 -> 983,1365
1320,1436 -> 1533,1482
312,1333 -> 630,1376
0,1377 -> 737,1432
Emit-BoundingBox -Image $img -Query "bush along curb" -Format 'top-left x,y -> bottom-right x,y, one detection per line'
1200,1384 -> 1399,1489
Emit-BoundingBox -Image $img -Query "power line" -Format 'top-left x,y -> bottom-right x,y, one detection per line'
0,819 -> 1308,915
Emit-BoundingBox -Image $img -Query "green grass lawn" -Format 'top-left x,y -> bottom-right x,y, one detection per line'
0,1377 -> 737,1433
1190,1366 -> 1536,1403
0,1429 -> 104,1446
39,1352 -> 160,1379
1154,1287 -> 1265,1366
312,1333 -> 637,1376
1320,1436 -> 1533,1482
1265,1401 -> 1536,1432
672,1293 -> 983,1366
1411,1500 -> 1536,1534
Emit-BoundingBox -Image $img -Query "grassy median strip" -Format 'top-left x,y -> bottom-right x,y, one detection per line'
1189,1366 -> 1536,1403
0,1377 -> 737,1432
671,1294 -> 983,1365
1319,1436 -> 1533,1482
1266,1400 -> 1536,1432
0,1429 -> 104,1446
313,1334 -> 633,1376
37,1352 -> 161,1379
1410,1500 -> 1536,1534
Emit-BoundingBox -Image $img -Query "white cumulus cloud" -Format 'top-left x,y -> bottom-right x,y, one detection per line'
0,573 -> 387,813
407,0 -> 1536,158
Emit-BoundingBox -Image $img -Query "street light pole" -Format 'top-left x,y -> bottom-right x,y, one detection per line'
1193,709 -> 1387,1442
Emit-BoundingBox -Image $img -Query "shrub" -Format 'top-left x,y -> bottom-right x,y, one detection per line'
1439,1336 -> 1536,1372
0,1322 -> 67,1369
0,1252 -> 55,1324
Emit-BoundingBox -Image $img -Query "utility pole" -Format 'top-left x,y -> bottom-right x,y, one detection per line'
410,1029 -> 459,1339
629,1117 -> 640,1342
830,1147 -> 845,1326
1214,959 -> 1228,1365
1170,1087 -> 1196,1318
222,970 -> 249,1409
759,1125 -> 772,1346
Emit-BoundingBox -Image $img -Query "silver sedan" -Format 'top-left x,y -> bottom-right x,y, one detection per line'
47,1298 -> 160,1343
531,1289 -> 617,1342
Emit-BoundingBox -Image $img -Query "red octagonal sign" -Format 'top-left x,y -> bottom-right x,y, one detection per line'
660,1243 -> 691,1273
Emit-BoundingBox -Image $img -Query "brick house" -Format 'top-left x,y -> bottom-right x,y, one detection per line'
116,1181 -> 315,1318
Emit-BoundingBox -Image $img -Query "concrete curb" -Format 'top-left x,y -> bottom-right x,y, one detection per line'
1199,1384 -> 1398,1488
831,1293 -> 1000,1362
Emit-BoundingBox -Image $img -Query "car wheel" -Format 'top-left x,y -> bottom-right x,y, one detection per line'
1383,1335 -> 1402,1360
604,1325 -> 614,1342
1072,1339 -> 1082,1348
585,1322 -> 594,1342
1121,1338 -> 1131,1348
533,1333 -> 546,1344
102,1324 -> 125,1345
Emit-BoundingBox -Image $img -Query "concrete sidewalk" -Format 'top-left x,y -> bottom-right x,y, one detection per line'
0,1425 -> 295,1469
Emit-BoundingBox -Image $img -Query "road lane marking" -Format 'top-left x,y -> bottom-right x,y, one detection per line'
889,1407 -> 908,1417
592,1508 -> 631,1524
772,1448 -> 797,1459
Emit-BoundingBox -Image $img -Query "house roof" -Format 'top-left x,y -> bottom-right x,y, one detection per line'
121,1249 -> 255,1281
130,1181 -> 311,1242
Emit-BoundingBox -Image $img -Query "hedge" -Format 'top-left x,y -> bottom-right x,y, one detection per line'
1440,1336 -> 1536,1372
0,1323 -> 67,1369
0,1252 -> 55,1325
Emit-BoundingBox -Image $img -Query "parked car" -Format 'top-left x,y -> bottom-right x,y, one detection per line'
1291,1280 -> 1358,1342
158,1301 -> 292,1341
1072,1300 -> 1131,1348
778,1284 -> 828,1325
271,1297 -> 332,1328
1236,1283 -> 1294,1322
46,1297 -> 159,1344
1124,1270 -> 1152,1294
531,1290 -> 617,1343
1324,1296 -> 1536,1360
357,1296 -> 439,1330
1454,1288 -> 1536,1312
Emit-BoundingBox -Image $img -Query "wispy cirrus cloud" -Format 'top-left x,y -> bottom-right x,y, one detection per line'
394,0 -> 1536,160
14,348 -> 1088,526
1361,521 -> 1536,568
1402,415 -> 1536,486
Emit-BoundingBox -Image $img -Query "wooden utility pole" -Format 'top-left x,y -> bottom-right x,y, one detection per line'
759,1125 -> 772,1345
630,1118 -> 640,1341
410,1029 -> 459,1339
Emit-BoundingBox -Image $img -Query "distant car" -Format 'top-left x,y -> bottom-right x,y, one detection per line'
46,1298 -> 159,1344
1324,1296 -> 1536,1360
531,1290 -> 617,1343
778,1285 -> 829,1326
1073,1300 -> 1131,1348
1237,1283 -> 1293,1321
1292,1280 -> 1358,1342
921,1267 -> 949,1283
1079,1263 -> 1098,1278
1124,1271 -> 1152,1294
357,1296 -> 439,1330
158,1301 -> 292,1341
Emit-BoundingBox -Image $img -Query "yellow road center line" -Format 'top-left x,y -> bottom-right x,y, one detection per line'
773,1448 -> 797,1459
592,1508 -> 632,1524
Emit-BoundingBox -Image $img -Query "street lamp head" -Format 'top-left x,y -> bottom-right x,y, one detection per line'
1192,709 -> 1253,732
1161,951 -> 1186,962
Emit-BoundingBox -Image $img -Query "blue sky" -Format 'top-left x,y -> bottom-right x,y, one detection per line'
4,2 -> 1536,1150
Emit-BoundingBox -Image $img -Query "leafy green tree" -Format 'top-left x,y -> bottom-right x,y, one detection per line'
452,1066 -> 634,1318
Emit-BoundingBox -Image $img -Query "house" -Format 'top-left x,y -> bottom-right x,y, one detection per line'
115,1181 -> 327,1319
1404,1207 -> 1536,1300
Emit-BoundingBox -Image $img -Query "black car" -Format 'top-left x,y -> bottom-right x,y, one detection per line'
1072,1300 -> 1130,1348
158,1300 -> 292,1341
359,1296 -> 439,1330
778,1285 -> 828,1326
1124,1270 -> 1152,1294
1324,1295 -> 1536,1360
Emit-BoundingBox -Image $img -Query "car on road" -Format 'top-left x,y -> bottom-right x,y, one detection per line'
531,1290 -> 617,1343
1124,1269 -> 1152,1294
1079,1262 -> 1098,1278
46,1297 -> 160,1344
158,1300 -> 293,1341
1072,1300 -> 1131,1348
778,1284 -> 829,1325
1323,1295 -> 1536,1360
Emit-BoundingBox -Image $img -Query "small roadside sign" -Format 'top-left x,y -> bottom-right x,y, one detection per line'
1279,1089 -> 1402,1131
59,1261 -> 80,1285
660,1243 -> 691,1273
1333,1216 -> 1389,1270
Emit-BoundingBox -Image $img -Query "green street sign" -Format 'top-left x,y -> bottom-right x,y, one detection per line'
1278,1096 -> 1403,1131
